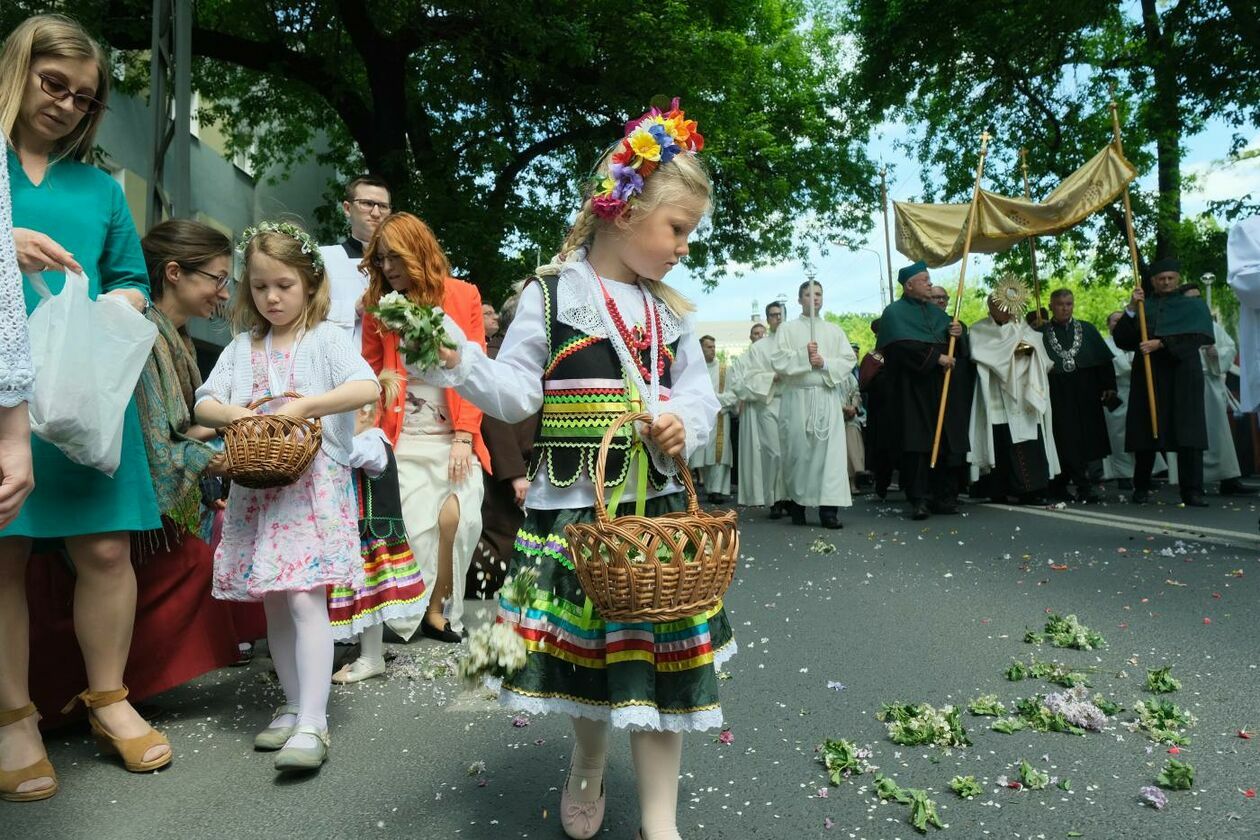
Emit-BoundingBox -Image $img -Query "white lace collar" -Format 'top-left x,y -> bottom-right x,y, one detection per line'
555,257 -> 685,344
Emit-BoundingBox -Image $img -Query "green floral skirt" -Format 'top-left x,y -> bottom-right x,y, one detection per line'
498,493 -> 736,732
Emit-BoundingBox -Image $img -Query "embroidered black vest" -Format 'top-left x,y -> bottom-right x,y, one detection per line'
527,275 -> 680,490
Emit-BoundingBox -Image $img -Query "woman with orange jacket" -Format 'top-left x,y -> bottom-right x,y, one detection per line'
361,213 -> 490,642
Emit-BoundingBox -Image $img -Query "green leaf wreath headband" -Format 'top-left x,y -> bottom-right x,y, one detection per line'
236,220 -> 325,273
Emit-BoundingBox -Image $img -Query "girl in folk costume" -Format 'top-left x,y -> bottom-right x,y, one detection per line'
328,369 -> 427,683
195,222 -> 379,773
360,212 -> 490,643
429,99 -> 732,840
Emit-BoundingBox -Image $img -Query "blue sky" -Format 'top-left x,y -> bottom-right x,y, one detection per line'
681,119 -> 1260,323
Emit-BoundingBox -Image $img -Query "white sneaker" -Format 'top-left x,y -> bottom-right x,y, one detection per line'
331,657 -> 387,684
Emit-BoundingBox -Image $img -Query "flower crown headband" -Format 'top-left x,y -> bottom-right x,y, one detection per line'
591,97 -> 704,221
237,220 -> 325,273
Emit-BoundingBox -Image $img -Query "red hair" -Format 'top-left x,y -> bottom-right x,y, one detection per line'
361,212 -> 450,309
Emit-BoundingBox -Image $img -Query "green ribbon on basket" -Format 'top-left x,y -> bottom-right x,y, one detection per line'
605,433 -> 650,519
606,382 -> 650,519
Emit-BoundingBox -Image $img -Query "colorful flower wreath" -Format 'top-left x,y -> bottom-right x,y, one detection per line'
591,97 -> 704,221
237,220 -> 325,273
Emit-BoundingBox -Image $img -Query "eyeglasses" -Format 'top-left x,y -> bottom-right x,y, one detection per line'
34,72 -> 105,115
370,253 -> 401,268
186,266 -> 234,290
350,198 -> 391,214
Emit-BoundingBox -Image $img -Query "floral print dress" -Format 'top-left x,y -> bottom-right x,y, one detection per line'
212,349 -> 362,601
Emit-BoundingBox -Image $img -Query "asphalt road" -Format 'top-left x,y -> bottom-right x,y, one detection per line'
9,481 -> 1260,840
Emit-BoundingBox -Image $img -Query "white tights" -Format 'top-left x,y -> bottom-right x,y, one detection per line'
359,622 -> 384,664
567,717 -> 683,840
631,730 -> 683,840
263,589 -> 333,745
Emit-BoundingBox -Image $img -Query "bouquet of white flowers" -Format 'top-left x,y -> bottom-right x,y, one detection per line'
368,291 -> 457,369
457,567 -> 538,687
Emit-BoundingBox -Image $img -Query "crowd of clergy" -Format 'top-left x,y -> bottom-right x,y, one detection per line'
687,255 -> 1256,527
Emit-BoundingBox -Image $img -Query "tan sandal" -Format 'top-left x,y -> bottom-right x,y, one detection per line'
0,703 -> 58,803
62,686 -> 172,773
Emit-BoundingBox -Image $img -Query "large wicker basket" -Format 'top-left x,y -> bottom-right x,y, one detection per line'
220,392 -> 322,489
565,412 -> 739,623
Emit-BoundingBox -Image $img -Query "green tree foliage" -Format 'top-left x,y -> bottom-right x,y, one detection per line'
840,0 -> 1260,281
3,1 -> 878,300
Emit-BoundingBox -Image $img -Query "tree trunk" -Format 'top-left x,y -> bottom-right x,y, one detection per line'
1141,0 -> 1182,261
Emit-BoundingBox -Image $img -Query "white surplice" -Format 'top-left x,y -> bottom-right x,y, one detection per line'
770,316 -> 855,508
689,358 -> 735,495
1227,217 -> 1260,412
967,316 -> 1060,476
732,338 -> 785,506
318,242 -> 370,348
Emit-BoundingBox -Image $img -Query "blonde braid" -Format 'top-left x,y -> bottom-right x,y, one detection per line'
536,201 -> 600,277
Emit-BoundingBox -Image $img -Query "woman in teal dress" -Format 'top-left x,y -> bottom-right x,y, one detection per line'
0,15 -> 171,804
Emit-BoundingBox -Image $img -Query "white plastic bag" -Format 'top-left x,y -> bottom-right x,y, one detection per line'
26,270 -> 158,476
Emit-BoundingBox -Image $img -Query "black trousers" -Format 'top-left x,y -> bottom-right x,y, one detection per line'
1135,449 -> 1203,498
900,452 -> 955,504
991,424 -> 1050,498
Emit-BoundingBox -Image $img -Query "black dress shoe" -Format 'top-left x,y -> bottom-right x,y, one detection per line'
911,502 -> 930,521
768,500 -> 787,520
788,503 -> 807,526
420,618 -> 462,644
819,512 -> 844,530
1182,494 -> 1209,508
928,500 -> 959,515
1132,488 -> 1151,504
1221,479 -> 1257,496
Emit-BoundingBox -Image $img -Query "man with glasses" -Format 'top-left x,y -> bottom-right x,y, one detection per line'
318,174 -> 392,346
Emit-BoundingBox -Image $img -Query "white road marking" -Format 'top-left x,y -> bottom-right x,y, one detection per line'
981,503 -> 1260,551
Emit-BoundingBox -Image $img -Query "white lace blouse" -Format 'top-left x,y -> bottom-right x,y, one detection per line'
0,153 -> 34,407
426,263 -> 718,510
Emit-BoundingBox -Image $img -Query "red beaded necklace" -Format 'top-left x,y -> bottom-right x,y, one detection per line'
596,273 -> 666,383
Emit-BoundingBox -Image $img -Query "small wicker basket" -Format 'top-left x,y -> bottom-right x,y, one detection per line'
220,392 -> 322,489
565,412 -> 739,623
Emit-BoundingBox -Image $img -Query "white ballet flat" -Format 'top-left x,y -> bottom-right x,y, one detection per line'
331,657 -> 387,684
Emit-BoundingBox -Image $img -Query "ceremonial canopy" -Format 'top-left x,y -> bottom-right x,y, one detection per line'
894,144 -> 1138,267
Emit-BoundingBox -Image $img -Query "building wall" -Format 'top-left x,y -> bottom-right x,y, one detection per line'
93,90 -> 340,353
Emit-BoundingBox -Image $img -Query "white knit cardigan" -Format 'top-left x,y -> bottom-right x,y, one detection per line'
195,321 -> 378,465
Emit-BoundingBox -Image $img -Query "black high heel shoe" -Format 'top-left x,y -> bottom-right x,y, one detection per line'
420,617 -> 462,643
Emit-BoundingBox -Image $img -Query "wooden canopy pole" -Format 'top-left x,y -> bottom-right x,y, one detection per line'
881,166 -> 895,303
930,130 -> 991,468
1019,149 -> 1044,327
1109,90 -> 1159,439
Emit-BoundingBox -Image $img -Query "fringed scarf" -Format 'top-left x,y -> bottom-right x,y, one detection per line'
133,307 -> 215,557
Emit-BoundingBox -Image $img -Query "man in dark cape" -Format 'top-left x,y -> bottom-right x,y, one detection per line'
1113,257 -> 1215,506
876,262 -> 972,520
1039,288 -> 1116,503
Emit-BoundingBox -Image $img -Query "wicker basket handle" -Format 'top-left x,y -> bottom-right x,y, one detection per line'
242,391 -> 323,429
591,411 -> 700,524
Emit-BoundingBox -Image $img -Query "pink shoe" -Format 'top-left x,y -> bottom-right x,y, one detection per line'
559,779 -> 605,839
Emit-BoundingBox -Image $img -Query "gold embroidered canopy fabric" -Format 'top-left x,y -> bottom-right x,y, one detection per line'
893,144 -> 1138,267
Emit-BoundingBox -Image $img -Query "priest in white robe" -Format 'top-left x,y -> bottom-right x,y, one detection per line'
689,335 -> 735,502
770,279 -> 856,529
732,322 -> 785,509
1228,217 -> 1260,413
1168,318 -> 1253,494
968,281 -> 1059,504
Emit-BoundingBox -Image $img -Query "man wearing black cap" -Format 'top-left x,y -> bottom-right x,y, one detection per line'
1113,258 -> 1215,506
876,262 -> 972,520
1040,289 -> 1116,503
